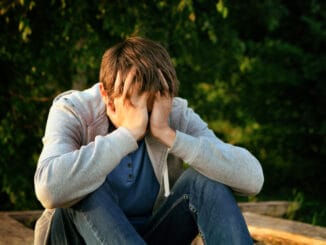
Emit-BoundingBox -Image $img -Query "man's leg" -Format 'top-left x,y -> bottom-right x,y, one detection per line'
144,168 -> 253,245
49,180 -> 146,245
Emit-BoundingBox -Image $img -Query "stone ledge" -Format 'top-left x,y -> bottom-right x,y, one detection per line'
0,211 -> 35,245
239,201 -> 299,217
244,212 -> 326,245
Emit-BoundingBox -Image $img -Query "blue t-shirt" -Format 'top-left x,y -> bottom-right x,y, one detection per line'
106,139 -> 159,228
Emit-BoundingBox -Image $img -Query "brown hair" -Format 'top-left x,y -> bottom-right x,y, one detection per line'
99,37 -> 178,100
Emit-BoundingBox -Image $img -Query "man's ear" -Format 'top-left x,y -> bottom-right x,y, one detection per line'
99,83 -> 115,111
99,83 -> 109,104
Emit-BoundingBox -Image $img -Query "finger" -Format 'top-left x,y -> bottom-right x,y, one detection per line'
154,91 -> 161,101
137,91 -> 150,107
114,71 -> 122,96
157,69 -> 170,95
122,67 -> 137,99
151,92 -> 161,111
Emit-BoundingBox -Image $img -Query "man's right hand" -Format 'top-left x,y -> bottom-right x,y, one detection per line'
106,68 -> 149,140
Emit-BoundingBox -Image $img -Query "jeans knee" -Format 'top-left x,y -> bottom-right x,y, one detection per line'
180,168 -> 234,202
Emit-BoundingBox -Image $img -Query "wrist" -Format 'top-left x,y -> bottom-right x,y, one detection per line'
119,126 -> 141,141
129,128 -> 145,141
152,127 -> 176,148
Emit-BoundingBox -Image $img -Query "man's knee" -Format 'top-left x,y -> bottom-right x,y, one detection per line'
176,168 -> 234,203
181,167 -> 230,190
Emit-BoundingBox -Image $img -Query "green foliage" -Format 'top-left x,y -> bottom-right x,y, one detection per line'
0,0 -> 325,225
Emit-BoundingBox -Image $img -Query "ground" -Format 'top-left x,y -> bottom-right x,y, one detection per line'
1,202 -> 326,244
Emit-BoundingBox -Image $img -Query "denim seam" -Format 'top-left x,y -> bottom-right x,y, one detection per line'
78,211 -> 105,245
189,202 -> 207,245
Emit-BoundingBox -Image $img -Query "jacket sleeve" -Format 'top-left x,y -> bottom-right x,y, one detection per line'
169,98 -> 264,196
34,99 -> 138,209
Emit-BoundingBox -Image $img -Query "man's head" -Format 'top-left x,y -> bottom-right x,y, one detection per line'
99,36 -> 178,105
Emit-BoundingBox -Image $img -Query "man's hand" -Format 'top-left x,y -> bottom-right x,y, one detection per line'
107,68 -> 149,140
149,71 -> 176,147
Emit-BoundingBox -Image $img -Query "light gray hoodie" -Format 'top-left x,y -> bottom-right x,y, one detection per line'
34,83 -> 264,244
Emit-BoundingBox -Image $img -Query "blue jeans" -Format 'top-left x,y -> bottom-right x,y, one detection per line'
49,168 -> 253,245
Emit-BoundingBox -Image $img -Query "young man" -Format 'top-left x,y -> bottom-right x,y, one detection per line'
34,37 -> 264,245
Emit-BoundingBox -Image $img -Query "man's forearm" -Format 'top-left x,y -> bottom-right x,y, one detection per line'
169,130 -> 264,196
35,127 -> 138,209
